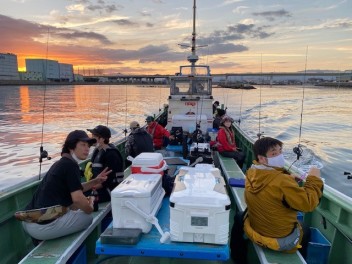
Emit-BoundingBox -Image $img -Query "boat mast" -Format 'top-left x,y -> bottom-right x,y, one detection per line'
187,0 -> 199,75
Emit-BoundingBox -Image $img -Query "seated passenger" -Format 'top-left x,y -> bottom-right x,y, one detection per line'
87,125 -> 124,202
125,121 -> 154,158
217,115 -> 245,168
18,130 -> 111,241
230,137 -> 323,263
243,137 -> 323,253
146,116 -> 174,150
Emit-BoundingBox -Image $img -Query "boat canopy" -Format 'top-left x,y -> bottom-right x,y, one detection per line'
170,65 -> 212,97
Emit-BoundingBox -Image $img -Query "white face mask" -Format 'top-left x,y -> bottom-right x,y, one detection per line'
71,152 -> 83,163
267,153 -> 285,168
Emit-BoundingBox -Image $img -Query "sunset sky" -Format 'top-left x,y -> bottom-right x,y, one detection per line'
1,0 -> 351,75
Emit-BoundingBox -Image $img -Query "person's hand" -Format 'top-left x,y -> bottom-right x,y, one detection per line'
308,167 -> 321,179
169,135 -> 175,140
87,196 -> 95,207
95,167 -> 111,184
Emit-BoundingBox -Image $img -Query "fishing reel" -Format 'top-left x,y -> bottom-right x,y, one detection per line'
293,145 -> 303,160
256,131 -> 264,139
39,146 -> 51,163
344,172 -> 352,180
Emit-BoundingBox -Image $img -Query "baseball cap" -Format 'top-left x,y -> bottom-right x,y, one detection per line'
130,121 -> 140,129
65,130 -> 96,145
146,116 -> 154,122
87,125 -> 111,139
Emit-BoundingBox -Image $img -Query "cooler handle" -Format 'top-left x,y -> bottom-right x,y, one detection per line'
140,160 -> 168,173
124,191 -> 170,243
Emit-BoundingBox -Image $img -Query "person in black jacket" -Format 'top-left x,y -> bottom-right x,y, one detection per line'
87,125 -> 124,202
125,121 -> 154,158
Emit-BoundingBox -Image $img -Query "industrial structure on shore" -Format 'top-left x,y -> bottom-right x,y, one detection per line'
1,52 -> 352,86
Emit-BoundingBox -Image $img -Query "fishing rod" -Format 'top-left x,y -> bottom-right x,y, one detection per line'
39,28 -> 52,179
106,84 -> 111,126
257,54 -> 264,139
123,84 -> 128,137
158,84 -> 162,113
237,87 -> 244,126
292,46 -> 309,161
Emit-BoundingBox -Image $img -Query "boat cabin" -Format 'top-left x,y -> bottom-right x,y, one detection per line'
167,65 -> 214,134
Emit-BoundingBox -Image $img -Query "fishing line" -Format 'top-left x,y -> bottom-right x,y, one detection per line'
39,27 -> 51,179
106,85 -> 111,126
158,84 -> 162,113
123,84 -> 128,137
257,54 -> 263,139
293,46 -> 308,161
238,88 -> 244,126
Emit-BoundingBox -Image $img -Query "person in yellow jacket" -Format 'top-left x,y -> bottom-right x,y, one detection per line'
244,137 -> 324,253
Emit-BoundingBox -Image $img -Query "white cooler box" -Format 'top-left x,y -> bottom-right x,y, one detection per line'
111,173 -> 165,233
169,164 -> 231,245
131,153 -> 167,176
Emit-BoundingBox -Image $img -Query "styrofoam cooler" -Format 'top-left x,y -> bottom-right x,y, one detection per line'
111,173 -> 165,233
169,164 -> 231,245
131,152 -> 167,176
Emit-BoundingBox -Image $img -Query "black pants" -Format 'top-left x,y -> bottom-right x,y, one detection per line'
230,211 -> 247,264
220,150 -> 245,168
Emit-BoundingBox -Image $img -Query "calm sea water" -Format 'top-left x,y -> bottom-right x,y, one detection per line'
0,84 -> 351,197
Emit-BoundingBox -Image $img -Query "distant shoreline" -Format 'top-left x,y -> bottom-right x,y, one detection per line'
0,80 -> 351,88
0,80 -> 165,86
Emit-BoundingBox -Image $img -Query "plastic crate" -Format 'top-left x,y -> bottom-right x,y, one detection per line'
306,228 -> 331,264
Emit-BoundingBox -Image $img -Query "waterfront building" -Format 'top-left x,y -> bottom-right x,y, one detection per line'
25,59 -> 74,82
0,53 -> 20,80
25,59 -> 60,81
59,63 -> 74,82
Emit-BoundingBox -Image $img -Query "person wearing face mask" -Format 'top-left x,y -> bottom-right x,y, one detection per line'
232,137 -> 324,261
19,130 -> 111,242
87,125 -> 124,202
217,115 -> 245,168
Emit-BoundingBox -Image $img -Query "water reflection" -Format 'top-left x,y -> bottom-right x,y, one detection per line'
0,84 -> 351,197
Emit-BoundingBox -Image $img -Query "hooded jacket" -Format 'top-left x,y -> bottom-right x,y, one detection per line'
245,162 -> 323,238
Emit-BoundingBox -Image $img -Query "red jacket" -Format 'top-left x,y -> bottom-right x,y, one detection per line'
217,126 -> 237,152
146,121 -> 170,149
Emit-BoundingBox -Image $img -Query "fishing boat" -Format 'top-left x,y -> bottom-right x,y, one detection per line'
1,1 -> 351,264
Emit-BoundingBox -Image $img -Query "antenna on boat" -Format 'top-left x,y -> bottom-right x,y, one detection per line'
293,46 -> 309,160
257,54 -> 264,139
39,27 -> 52,179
